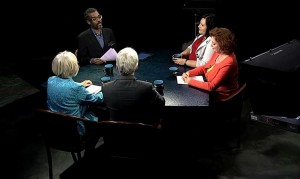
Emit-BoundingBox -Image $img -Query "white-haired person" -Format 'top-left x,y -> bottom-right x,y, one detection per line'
47,50 -> 103,156
102,47 -> 165,126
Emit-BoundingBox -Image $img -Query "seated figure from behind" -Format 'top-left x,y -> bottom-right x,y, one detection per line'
172,13 -> 216,67
77,7 -> 117,66
182,27 -> 239,102
47,50 -> 104,155
102,47 -> 165,126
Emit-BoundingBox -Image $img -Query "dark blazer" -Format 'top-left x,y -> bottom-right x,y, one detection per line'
77,27 -> 116,66
102,75 -> 165,125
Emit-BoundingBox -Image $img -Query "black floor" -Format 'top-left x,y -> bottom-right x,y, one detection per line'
1,62 -> 300,179
2,94 -> 300,179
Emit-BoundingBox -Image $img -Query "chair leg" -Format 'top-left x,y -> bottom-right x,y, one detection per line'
76,152 -> 82,160
70,152 -> 82,163
71,152 -> 78,162
45,145 -> 53,179
237,134 -> 240,148
236,117 -> 241,148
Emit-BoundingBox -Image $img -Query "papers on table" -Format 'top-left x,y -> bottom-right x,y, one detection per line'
101,48 -> 117,62
86,85 -> 102,94
177,76 -> 204,84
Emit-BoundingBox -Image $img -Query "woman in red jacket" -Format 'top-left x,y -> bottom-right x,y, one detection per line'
182,27 -> 239,102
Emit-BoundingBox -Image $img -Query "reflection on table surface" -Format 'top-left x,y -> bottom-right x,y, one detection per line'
74,50 -> 209,107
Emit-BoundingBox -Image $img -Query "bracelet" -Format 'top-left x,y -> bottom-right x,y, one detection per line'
184,59 -> 187,65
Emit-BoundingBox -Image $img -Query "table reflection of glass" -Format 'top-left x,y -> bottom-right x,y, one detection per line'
73,50 -> 209,107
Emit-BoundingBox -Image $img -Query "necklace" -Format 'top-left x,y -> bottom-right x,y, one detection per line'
207,64 -> 215,72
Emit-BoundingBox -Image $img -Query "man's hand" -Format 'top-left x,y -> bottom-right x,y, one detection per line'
92,58 -> 105,65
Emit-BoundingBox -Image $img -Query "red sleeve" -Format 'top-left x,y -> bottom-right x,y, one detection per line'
188,53 -> 237,92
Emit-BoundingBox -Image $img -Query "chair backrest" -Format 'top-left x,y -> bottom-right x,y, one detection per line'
211,83 -> 247,119
99,120 -> 161,160
34,109 -> 101,179
223,83 -> 247,117
209,83 -> 247,150
74,49 -> 78,56
34,109 -> 97,152
219,83 -> 247,103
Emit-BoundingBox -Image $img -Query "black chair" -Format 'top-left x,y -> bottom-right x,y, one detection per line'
99,120 -> 162,160
210,83 -> 247,150
34,109 -> 99,179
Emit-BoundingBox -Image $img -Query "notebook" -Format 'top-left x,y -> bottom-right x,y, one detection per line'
86,85 -> 102,94
177,76 -> 204,84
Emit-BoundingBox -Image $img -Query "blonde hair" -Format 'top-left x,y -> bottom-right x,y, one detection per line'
52,51 -> 79,78
116,47 -> 139,76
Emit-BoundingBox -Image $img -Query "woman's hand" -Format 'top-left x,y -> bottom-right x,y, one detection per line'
172,53 -> 182,58
182,72 -> 189,78
173,58 -> 187,66
183,76 -> 191,83
81,80 -> 93,87
182,72 -> 191,83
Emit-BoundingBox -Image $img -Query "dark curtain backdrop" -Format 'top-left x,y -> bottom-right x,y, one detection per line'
4,0 -> 300,63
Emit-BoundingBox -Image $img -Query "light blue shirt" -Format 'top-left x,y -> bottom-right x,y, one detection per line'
47,76 -> 103,135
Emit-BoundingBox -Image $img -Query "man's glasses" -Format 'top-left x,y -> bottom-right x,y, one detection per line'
89,15 -> 102,22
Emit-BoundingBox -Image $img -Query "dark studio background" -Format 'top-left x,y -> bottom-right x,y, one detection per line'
2,0 -> 300,90
4,0 -> 299,62
1,1 -> 300,178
